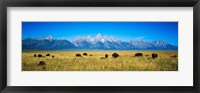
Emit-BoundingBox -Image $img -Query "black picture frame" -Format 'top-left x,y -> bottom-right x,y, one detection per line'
0,0 -> 200,93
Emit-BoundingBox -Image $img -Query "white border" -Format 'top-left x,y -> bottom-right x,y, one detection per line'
7,7 -> 193,86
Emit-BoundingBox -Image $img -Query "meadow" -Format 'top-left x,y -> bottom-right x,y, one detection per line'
22,50 -> 178,71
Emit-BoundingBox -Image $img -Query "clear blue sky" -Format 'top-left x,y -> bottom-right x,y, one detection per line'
22,22 -> 178,45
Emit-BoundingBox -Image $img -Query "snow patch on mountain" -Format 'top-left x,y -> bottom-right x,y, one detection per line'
71,33 -> 120,46
34,35 -> 54,41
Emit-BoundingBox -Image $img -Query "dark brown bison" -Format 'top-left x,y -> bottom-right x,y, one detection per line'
76,53 -> 81,57
152,53 -> 158,59
38,54 -> 42,57
83,53 -> 88,56
89,54 -> 93,56
105,54 -> 108,58
34,54 -> 37,57
171,55 -> 177,58
46,54 -> 50,56
135,53 -> 143,57
38,61 -> 46,66
52,55 -> 55,58
112,53 -> 119,58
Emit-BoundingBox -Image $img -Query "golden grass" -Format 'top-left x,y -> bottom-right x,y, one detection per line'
22,50 -> 178,71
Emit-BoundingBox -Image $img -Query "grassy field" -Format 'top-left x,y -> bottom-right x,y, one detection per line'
22,50 -> 178,71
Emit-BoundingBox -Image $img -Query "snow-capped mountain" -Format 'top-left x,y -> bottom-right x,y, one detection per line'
22,35 -> 178,50
70,33 -> 122,49
129,40 -> 177,50
71,33 -> 119,45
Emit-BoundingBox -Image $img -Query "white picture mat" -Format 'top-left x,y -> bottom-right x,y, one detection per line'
7,7 -> 193,86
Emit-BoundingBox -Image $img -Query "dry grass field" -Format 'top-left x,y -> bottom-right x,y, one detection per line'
22,50 -> 178,71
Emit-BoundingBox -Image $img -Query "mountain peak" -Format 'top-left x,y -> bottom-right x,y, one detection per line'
96,33 -> 102,38
154,40 -> 167,45
35,35 -> 53,41
72,33 -> 119,44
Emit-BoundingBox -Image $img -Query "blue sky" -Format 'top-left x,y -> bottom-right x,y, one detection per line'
22,22 -> 178,45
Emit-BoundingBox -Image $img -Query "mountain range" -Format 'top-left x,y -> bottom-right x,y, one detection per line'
22,34 -> 178,50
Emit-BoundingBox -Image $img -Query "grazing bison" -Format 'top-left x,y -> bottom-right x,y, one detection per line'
112,53 -> 119,58
105,54 -> 108,58
52,55 -> 55,58
135,53 -> 143,57
76,53 -> 81,57
152,53 -> 158,59
100,57 -> 106,59
89,54 -> 93,56
34,54 -> 37,57
83,53 -> 88,56
38,54 -> 42,57
38,61 -> 46,66
171,55 -> 177,58
46,54 -> 50,56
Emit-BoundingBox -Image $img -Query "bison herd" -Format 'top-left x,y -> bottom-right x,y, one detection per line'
74,52 -> 175,59
75,52 -> 120,59
33,52 -> 177,67
33,53 -> 55,66
134,53 -> 158,59
34,53 -> 55,58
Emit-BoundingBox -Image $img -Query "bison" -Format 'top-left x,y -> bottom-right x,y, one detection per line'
38,61 -> 46,66
105,54 -> 108,58
171,55 -> 177,58
46,54 -> 50,56
38,54 -> 42,57
89,54 -> 93,56
152,53 -> 158,59
135,53 -> 143,57
83,53 -> 88,56
112,53 -> 119,58
76,53 -> 81,57
34,54 -> 37,57
52,55 -> 55,58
